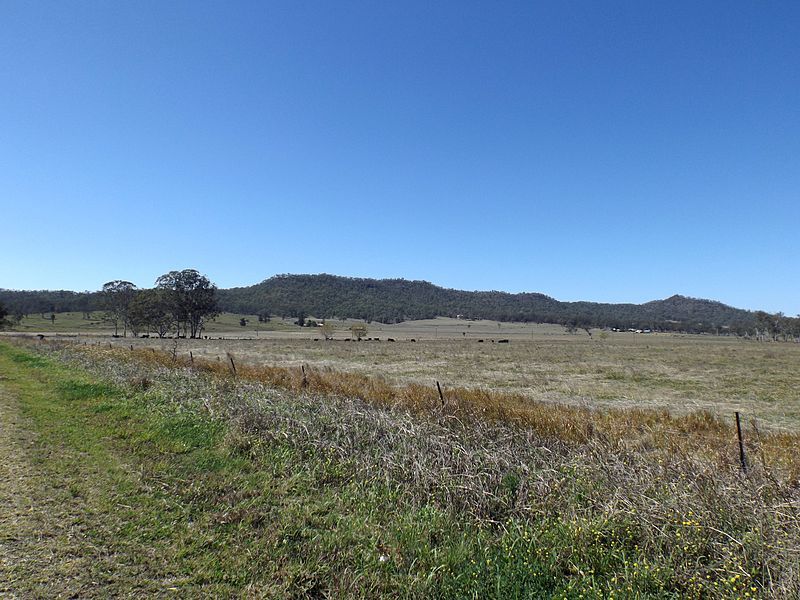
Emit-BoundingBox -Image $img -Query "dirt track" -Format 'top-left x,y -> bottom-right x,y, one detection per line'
0,379 -> 122,597
0,383 -> 50,598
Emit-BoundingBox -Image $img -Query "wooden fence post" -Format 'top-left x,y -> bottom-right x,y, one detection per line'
436,380 -> 445,407
735,411 -> 748,474
228,354 -> 237,377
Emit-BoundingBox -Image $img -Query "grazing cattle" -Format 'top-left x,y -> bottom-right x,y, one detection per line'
478,339 -> 484,343
387,338 -> 395,342
410,338 -> 416,342
498,339 -> 510,343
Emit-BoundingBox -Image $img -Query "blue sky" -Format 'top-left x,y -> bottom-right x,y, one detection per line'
2,1 -> 799,314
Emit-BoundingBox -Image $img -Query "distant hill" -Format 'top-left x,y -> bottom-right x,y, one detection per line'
0,289 -> 95,316
216,274 -> 756,333
1,274 -> 757,333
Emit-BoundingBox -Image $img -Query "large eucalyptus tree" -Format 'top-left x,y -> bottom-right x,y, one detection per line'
155,269 -> 219,338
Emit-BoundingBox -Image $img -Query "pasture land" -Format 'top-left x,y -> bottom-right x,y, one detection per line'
68,321 -> 800,432
3,339 -> 799,598
5,311 -> 298,335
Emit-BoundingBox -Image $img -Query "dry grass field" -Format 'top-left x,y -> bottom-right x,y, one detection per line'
4,328 -> 800,597
33,316 -> 798,432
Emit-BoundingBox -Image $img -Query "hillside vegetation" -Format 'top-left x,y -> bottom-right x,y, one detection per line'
2,273 -> 760,333
221,274 -> 756,332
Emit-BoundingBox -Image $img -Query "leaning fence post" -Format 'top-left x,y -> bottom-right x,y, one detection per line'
436,380 -> 445,407
301,365 -> 308,388
190,351 -> 194,364
735,411 -> 748,473
228,353 -> 237,377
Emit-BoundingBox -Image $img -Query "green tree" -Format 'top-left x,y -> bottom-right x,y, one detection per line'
11,307 -> 25,327
127,289 -> 174,338
155,269 -> 219,338
102,280 -> 137,336
791,315 -> 800,341
754,311 -> 783,341
0,302 -> 10,330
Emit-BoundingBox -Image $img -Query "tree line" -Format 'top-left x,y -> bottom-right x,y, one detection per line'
100,270 -> 219,338
216,274 -> 772,335
0,290 -> 96,322
0,269 -> 219,338
2,272 -> 799,338
753,310 -> 800,342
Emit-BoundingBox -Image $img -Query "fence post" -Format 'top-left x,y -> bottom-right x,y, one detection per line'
436,380 -> 445,407
735,411 -> 748,474
228,354 -> 237,377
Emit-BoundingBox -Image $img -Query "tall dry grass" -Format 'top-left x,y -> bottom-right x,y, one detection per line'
105,342 -> 800,479
22,338 -> 800,597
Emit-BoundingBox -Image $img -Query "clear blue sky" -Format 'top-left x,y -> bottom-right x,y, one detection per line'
2,1 -> 799,314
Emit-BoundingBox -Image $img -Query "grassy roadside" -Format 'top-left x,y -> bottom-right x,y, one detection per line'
0,342 -> 485,597
0,343 -> 233,596
1,340 -> 797,598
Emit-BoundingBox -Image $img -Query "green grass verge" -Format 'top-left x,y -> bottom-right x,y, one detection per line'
0,342 -> 764,598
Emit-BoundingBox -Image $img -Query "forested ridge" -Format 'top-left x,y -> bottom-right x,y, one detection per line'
218,274 -> 757,332
0,273 -> 767,333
